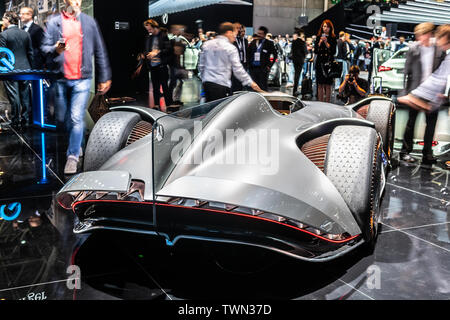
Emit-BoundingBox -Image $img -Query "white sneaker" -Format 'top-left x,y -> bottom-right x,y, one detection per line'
64,155 -> 79,175
402,154 -> 416,163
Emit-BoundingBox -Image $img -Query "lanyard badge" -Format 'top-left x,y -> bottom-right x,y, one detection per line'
254,40 -> 264,63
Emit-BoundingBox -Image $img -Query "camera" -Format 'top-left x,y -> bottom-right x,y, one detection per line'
348,76 -> 355,82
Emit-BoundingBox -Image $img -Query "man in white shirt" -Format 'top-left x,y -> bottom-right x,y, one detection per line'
398,23 -> 448,165
199,22 -> 262,102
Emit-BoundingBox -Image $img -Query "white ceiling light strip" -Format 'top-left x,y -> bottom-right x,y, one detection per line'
380,12 -> 449,23
398,4 -> 450,15
414,0 -> 450,8
406,0 -> 450,10
375,13 -> 449,25
391,7 -> 450,20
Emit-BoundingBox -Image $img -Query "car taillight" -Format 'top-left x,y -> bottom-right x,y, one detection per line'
378,66 -> 392,72
270,57 -> 274,62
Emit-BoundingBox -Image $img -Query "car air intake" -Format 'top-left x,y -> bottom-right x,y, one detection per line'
301,134 -> 330,172
126,121 -> 153,146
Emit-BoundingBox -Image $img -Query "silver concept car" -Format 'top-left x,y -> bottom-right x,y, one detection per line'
56,92 -> 395,262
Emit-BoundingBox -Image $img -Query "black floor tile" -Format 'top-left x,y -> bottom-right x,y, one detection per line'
0,199 -> 78,300
389,156 -> 450,203
295,279 -> 373,300
0,129 -> 67,199
401,224 -> 450,251
335,229 -> 450,299
381,184 -> 449,230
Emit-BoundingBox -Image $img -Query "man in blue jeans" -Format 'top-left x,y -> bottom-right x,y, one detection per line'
42,0 -> 111,174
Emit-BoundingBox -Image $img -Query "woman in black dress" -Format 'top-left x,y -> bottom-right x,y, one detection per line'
314,20 -> 337,102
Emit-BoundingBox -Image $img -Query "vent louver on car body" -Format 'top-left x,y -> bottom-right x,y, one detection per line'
301,134 -> 330,172
126,121 -> 153,146
355,104 -> 369,119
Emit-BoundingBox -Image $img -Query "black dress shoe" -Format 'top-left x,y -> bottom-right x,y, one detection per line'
421,156 -> 437,167
21,120 -> 31,128
10,122 -> 20,129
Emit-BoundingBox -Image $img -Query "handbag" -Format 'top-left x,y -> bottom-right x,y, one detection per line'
88,94 -> 111,123
131,54 -> 146,80
322,60 -> 342,78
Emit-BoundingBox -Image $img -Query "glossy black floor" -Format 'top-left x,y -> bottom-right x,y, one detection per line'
0,103 -> 449,300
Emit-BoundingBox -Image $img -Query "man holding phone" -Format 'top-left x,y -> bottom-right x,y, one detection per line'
42,0 -> 111,174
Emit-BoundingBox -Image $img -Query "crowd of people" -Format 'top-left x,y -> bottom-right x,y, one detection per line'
140,18 -> 434,108
0,0 -> 448,174
140,18 -> 449,167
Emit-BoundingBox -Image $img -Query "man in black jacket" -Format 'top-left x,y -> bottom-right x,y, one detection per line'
335,31 -> 350,90
0,11 -> 33,129
144,19 -> 173,111
168,24 -> 188,106
231,22 -> 248,92
20,7 -> 45,69
291,32 -> 307,96
400,22 -> 446,165
247,26 -> 277,91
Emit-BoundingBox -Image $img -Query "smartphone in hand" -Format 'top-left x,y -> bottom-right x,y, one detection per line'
58,38 -> 66,48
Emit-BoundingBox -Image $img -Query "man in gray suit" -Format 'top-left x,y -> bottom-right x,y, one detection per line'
400,22 -> 446,165
0,11 -> 33,129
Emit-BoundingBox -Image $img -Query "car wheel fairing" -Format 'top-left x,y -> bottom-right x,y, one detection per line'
324,126 -> 383,243
84,111 -> 142,171
365,100 -> 395,159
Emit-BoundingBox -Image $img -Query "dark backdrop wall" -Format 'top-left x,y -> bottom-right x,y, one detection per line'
303,1 -> 345,37
0,2 -> 5,18
93,0 -> 150,97
96,0 -> 253,97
